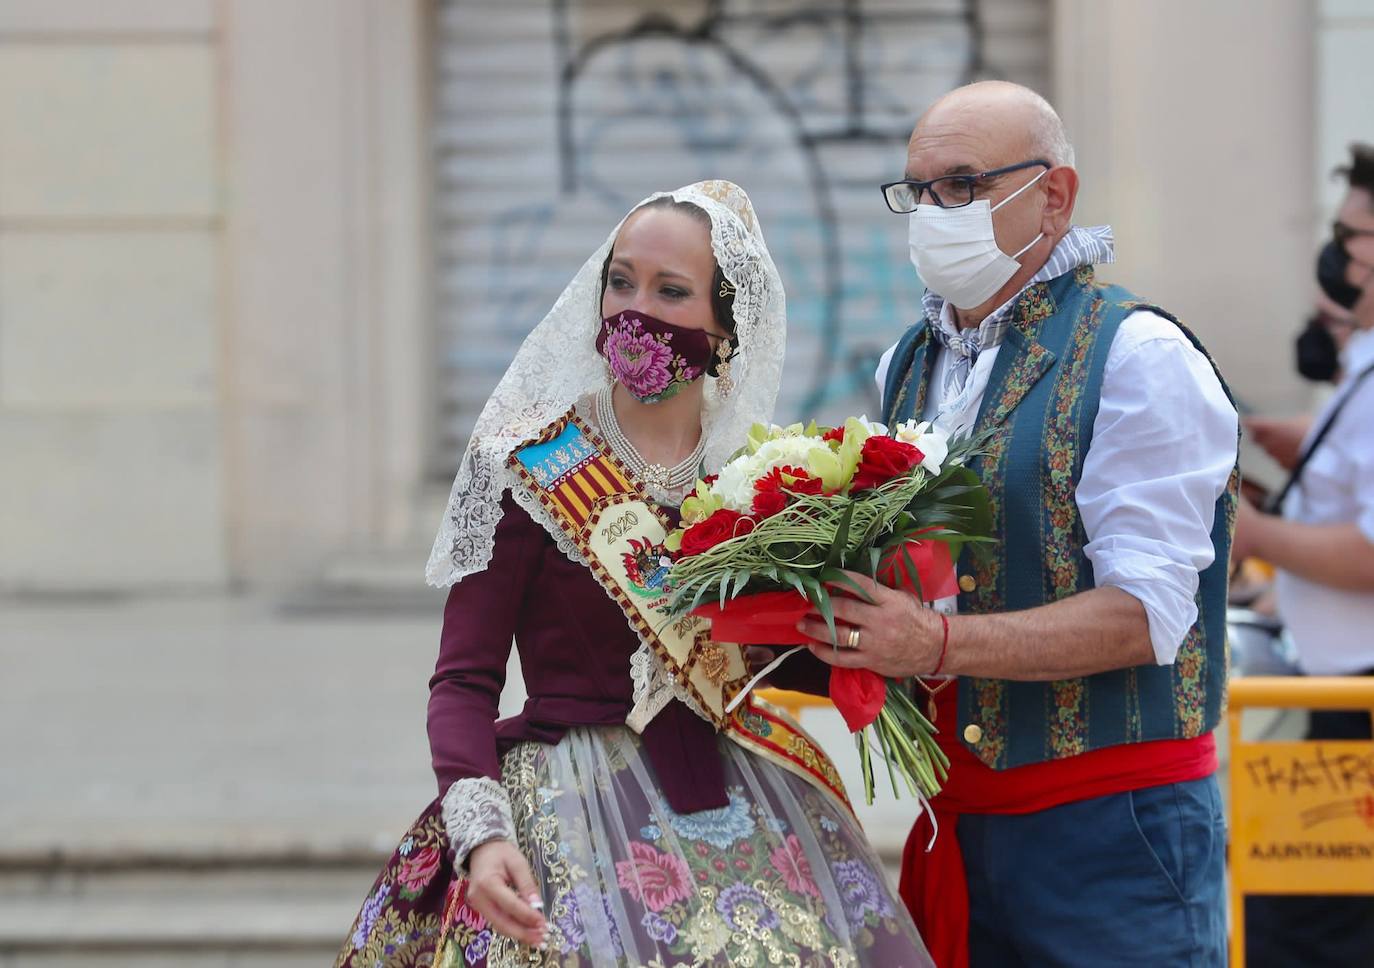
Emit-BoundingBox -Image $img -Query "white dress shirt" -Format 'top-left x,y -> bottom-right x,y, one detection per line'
876,294 -> 1239,666
1275,326 -> 1374,675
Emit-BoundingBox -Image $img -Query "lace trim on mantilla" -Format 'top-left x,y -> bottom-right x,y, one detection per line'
441,776 -> 516,870
627,642 -> 676,731
507,469 -> 586,568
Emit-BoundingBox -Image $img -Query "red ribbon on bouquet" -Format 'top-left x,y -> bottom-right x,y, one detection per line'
690,590 -> 814,645
691,539 -> 956,732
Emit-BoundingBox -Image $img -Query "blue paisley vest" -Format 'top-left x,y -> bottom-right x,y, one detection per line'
882,266 -> 1238,770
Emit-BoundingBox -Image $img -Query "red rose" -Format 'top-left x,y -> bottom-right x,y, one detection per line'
755,465 -> 825,501
851,435 -> 924,491
751,466 -> 812,518
752,489 -> 788,518
822,426 -> 845,443
679,509 -> 755,556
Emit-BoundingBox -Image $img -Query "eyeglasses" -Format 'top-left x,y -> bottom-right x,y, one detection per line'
1333,221 -> 1374,248
881,159 -> 1051,214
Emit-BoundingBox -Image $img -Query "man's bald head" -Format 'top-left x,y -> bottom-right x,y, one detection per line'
901,81 -> 1082,323
908,81 -> 1075,179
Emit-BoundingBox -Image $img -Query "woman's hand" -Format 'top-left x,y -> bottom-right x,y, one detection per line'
465,839 -> 548,948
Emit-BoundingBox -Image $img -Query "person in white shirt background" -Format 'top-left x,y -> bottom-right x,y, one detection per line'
1232,142 -> 1374,968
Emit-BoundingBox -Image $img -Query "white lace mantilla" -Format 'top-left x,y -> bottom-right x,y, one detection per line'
442,776 -> 516,870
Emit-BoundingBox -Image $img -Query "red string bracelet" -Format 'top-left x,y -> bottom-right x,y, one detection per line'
931,612 -> 950,677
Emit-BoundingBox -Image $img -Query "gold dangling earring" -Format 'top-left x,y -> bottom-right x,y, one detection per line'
713,339 -> 734,396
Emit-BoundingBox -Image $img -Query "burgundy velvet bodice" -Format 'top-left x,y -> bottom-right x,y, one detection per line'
427,492 -> 830,813
428,494 -> 717,812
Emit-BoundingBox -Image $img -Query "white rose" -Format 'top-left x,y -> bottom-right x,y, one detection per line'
712,436 -> 834,512
755,436 -> 824,469
713,452 -> 763,513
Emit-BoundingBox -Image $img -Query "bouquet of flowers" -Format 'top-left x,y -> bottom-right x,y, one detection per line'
664,417 -> 991,803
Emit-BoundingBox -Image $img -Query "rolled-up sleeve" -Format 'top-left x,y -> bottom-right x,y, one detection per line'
1075,311 -> 1238,664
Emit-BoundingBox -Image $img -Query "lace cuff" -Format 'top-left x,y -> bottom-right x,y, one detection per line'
442,776 -> 516,869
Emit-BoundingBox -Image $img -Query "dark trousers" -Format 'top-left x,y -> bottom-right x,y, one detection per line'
958,775 -> 1227,967
1244,680 -> 1374,968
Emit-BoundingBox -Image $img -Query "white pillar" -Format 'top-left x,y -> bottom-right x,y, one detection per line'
0,0 -> 225,589
222,0 -> 430,584
1052,0 -> 1316,418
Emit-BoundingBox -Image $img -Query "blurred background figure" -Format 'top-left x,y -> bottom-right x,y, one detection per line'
1247,296 -> 1357,474
0,1 -> 1369,963
1232,141 -> 1374,968
1247,147 -> 1374,476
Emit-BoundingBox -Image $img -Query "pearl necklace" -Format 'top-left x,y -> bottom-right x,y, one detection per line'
594,386 -> 705,497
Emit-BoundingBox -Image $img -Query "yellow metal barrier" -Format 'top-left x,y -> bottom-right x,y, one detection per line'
755,688 -> 832,721
1228,677 -> 1374,966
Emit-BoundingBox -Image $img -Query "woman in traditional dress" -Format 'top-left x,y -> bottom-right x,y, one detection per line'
336,181 -> 932,967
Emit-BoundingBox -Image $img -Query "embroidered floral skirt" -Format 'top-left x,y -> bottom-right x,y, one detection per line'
336,726 -> 931,967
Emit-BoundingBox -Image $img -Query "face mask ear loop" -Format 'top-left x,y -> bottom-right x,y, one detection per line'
992,168 -> 1048,262
990,167 -> 1048,214
1010,233 -> 1044,261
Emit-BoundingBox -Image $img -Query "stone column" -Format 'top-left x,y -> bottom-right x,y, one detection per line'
222,0 -> 430,585
0,0 -> 225,588
1052,0 -> 1316,418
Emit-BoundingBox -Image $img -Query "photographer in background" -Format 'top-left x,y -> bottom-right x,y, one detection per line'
1233,141 -> 1374,967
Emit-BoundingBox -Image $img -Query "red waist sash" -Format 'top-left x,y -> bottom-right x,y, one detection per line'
899,687 -> 1217,968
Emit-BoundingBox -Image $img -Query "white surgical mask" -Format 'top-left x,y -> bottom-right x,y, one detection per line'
907,169 -> 1046,309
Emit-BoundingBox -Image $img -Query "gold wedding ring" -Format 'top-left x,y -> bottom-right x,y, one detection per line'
845,626 -> 862,650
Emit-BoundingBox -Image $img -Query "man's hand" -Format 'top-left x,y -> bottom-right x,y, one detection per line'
795,572 -> 945,678
466,840 -> 547,948
1245,415 -> 1311,471
800,577 -> 1153,682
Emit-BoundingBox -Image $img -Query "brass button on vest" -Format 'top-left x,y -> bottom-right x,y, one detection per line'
958,574 -> 977,594
963,723 -> 984,744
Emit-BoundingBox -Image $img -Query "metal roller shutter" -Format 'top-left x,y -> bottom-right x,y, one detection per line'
432,0 -> 1050,475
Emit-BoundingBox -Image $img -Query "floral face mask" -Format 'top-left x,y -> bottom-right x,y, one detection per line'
596,310 -> 717,403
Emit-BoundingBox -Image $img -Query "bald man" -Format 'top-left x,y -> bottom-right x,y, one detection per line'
801,82 -> 1237,966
